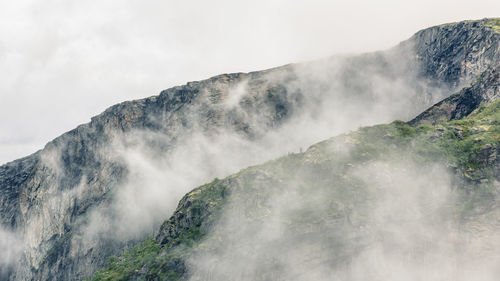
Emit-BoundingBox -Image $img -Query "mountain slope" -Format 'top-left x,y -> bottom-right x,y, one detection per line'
0,18 -> 499,281
92,98 -> 500,281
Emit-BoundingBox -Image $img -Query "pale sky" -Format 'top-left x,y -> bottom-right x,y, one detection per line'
0,0 -> 498,164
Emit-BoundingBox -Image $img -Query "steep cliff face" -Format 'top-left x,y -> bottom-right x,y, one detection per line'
410,18 -> 500,125
411,19 -> 499,86
0,19 -> 499,281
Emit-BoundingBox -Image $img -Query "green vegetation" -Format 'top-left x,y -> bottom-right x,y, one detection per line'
439,101 -> 500,171
485,18 -> 500,34
90,238 -> 160,281
341,100 -> 500,177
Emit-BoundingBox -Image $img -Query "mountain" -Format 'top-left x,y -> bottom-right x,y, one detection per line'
92,98 -> 500,281
0,18 -> 499,281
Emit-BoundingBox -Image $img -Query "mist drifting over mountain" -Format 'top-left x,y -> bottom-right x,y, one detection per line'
0,2 -> 499,280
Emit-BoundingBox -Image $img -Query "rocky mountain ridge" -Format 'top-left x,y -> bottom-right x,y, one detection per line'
0,18 -> 499,281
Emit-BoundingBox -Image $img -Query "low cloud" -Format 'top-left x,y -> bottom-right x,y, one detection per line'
4,22 -> 496,279
79,46 -> 461,253
0,227 -> 23,268
186,159 -> 500,281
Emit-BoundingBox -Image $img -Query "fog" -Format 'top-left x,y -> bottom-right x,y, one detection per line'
79,46 -> 454,246
0,227 -> 22,271
1,2 -> 499,279
186,158 -> 500,280
7,44 -> 456,276
1,0 -> 499,164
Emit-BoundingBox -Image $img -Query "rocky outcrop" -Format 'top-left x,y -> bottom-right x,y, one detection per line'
409,62 -> 499,125
409,19 -> 500,125
0,18 -> 499,281
410,19 -> 499,86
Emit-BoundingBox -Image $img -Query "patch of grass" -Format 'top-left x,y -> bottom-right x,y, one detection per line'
392,120 -> 417,137
437,101 -> 500,173
89,237 -> 160,281
485,18 -> 500,34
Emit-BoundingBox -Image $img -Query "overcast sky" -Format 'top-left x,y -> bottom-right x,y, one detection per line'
0,0 -> 498,164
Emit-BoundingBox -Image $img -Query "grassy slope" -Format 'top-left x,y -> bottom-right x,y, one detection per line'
89,98 -> 500,281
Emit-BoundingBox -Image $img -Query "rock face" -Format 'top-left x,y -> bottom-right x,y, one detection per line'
0,19 -> 499,281
409,19 -> 500,125
409,61 -> 499,125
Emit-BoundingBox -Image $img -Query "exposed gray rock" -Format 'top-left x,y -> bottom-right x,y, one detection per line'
408,19 -> 499,126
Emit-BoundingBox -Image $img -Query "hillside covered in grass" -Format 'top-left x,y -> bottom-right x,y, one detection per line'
91,98 -> 500,281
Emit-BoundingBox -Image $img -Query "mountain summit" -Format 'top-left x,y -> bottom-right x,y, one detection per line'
0,18 -> 499,281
